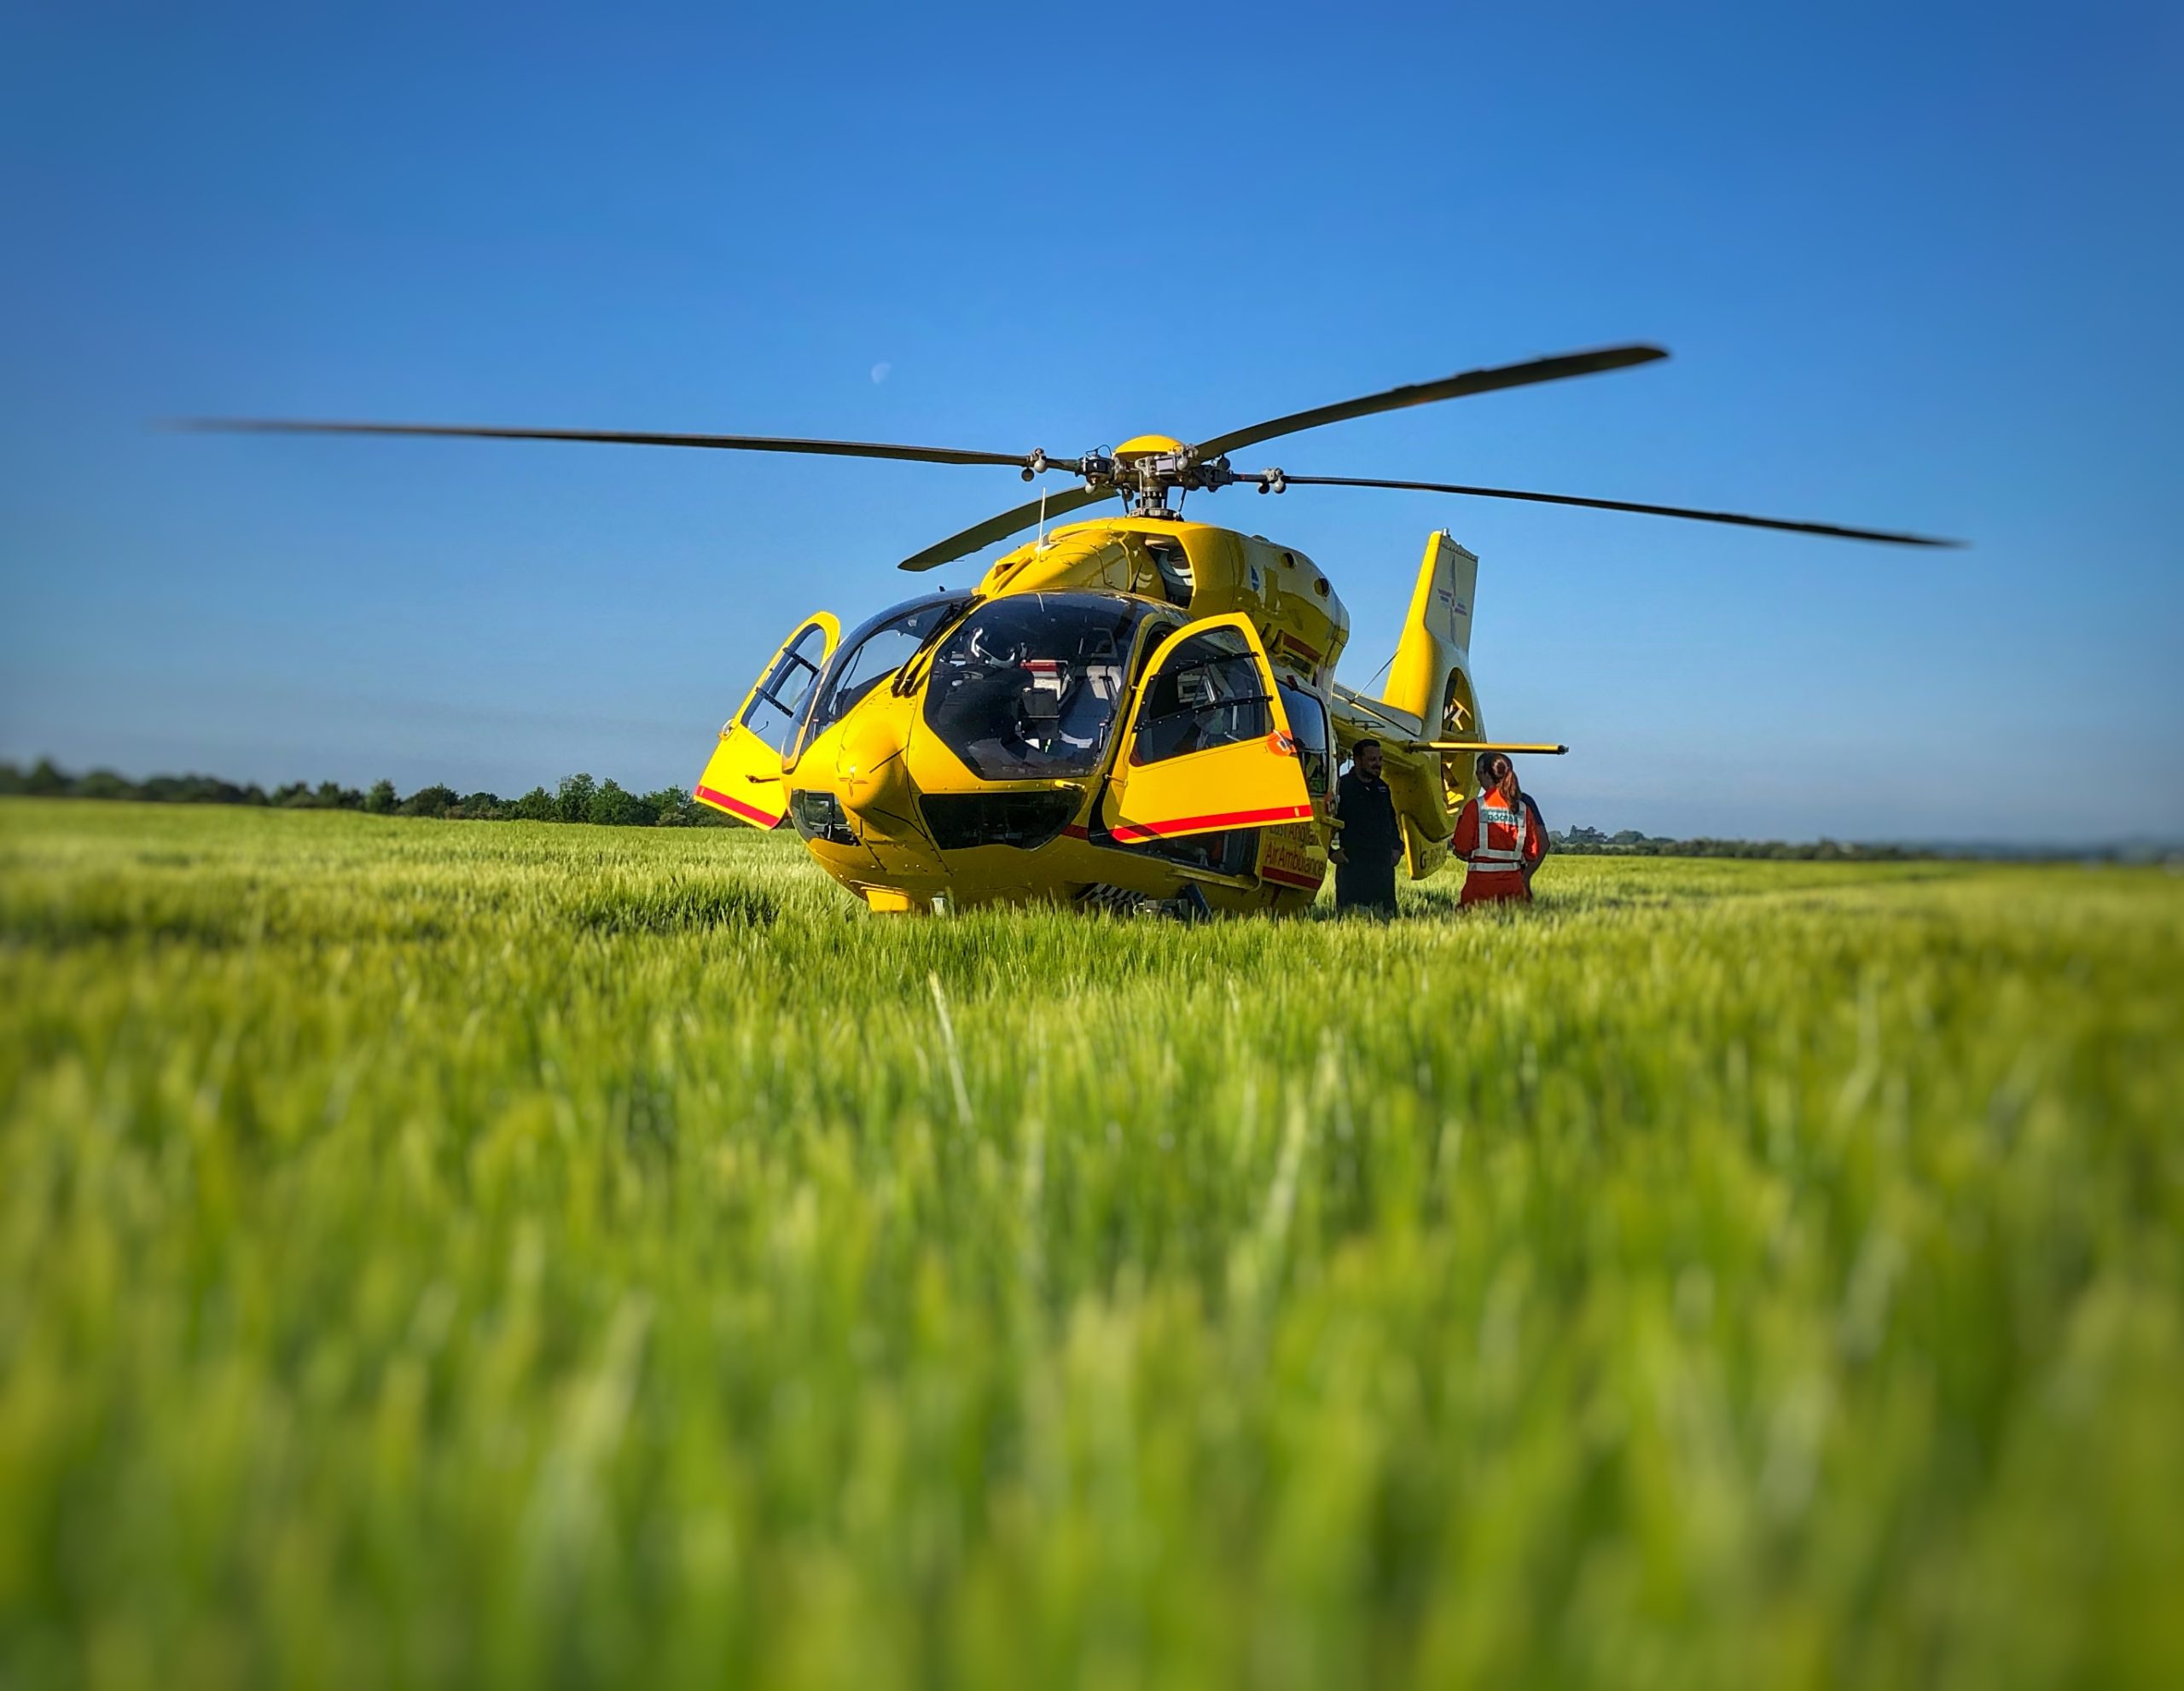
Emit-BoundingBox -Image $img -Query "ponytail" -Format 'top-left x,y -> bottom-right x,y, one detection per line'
1474,753 -> 1520,803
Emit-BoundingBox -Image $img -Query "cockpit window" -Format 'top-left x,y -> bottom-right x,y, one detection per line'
923,593 -> 1157,780
1142,538 -> 1194,608
791,594 -> 969,762
1278,681 -> 1332,796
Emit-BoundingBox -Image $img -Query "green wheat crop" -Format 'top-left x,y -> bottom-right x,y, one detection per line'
2,800 -> 2179,1689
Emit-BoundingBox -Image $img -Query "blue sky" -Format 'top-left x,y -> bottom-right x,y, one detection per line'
3,2 -> 2178,842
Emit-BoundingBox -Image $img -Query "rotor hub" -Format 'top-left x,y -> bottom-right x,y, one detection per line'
1072,434 -> 1252,516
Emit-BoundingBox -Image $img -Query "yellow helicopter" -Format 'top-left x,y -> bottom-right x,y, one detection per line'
191,346 -> 1956,915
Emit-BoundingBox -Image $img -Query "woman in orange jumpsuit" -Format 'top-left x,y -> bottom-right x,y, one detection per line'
1452,753 -> 1548,906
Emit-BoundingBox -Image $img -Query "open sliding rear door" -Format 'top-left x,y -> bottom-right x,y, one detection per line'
694,612 -> 839,827
1101,613 -> 1315,844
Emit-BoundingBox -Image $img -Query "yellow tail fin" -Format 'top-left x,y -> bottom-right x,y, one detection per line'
1382,531 -> 1482,743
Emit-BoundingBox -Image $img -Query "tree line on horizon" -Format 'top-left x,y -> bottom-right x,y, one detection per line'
0,759 -> 743,828
7,758 -> 2152,863
1549,822 -> 1931,862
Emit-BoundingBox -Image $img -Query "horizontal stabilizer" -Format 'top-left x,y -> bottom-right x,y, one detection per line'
1406,741 -> 1570,756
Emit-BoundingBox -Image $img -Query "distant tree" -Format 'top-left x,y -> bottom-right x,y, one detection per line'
143,773 -> 251,805
514,786 -> 555,822
555,773 -> 597,823
399,783 -> 459,818
272,781 -> 315,807
456,791 -> 506,820
0,763 -> 22,795
26,758 -> 67,796
364,779 -> 398,815
317,781 -> 363,810
75,769 -> 137,800
645,786 -> 696,826
587,778 -> 644,827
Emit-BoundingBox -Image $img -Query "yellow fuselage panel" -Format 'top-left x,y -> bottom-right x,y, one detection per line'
977,519 -> 1350,687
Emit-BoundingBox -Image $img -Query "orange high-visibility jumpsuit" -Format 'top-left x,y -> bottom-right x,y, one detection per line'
1453,792 -> 1545,906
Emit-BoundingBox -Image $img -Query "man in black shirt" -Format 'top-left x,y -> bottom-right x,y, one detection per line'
1333,738 -> 1403,915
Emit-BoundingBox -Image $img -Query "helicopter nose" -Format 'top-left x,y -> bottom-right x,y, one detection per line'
837,713 -> 911,817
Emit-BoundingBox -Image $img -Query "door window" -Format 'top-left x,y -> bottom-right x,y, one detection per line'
741,624 -> 829,755
1129,625 -> 1274,764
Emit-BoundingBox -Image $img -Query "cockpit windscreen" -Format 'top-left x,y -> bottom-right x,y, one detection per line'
922,594 -> 1163,780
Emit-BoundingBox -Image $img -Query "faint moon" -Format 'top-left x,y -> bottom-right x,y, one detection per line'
870,362 -> 892,385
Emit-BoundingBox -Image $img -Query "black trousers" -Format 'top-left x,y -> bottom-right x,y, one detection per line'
1335,862 -> 1398,915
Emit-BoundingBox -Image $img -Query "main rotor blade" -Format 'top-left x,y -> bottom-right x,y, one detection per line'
898,485 -> 1112,572
1196,345 -> 1667,462
1272,474 -> 1964,548
169,417 -> 1055,471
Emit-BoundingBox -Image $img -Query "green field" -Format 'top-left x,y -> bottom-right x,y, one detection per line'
2,800 -> 2179,1689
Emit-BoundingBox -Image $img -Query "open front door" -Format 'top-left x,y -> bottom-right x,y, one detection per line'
1101,613 -> 1315,844
694,612 -> 839,827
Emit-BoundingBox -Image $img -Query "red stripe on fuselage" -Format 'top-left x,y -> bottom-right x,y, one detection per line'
694,784 -> 781,828
1107,803 -> 1316,845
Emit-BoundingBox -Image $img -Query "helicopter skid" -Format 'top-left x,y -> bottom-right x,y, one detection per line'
819,831 -> 1321,917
